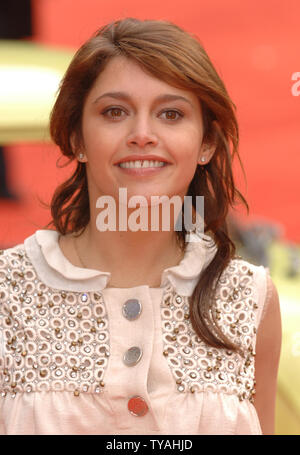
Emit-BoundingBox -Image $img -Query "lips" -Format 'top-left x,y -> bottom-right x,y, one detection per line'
114,155 -> 172,165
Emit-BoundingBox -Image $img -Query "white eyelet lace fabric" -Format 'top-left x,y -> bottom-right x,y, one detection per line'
160,259 -> 258,402
0,244 -> 262,407
0,248 -> 110,397
0,229 -> 273,435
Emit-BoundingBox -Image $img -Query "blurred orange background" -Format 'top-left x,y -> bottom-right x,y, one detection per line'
0,0 -> 299,435
0,0 -> 299,249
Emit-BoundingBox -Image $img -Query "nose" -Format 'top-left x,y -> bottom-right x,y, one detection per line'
126,115 -> 158,148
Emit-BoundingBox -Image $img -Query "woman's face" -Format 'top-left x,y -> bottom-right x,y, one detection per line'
78,56 -> 211,207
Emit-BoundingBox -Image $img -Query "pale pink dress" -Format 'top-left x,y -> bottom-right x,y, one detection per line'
0,229 -> 272,434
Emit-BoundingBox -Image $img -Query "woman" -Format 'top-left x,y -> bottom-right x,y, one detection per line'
0,18 -> 281,435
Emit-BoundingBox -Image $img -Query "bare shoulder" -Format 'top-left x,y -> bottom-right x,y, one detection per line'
256,274 -> 282,356
253,273 -> 282,435
219,258 -> 282,434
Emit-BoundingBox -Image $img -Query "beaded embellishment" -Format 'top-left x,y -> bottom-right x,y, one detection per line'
160,258 -> 258,402
0,247 -> 109,398
0,246 -> 260,404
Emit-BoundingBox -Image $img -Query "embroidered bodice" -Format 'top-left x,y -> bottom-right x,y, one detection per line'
0,230 -> 270,434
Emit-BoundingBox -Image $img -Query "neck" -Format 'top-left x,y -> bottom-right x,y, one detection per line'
73,205 -> 186,288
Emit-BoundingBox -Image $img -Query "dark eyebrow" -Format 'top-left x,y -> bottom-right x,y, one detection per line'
92,91 -> 193,107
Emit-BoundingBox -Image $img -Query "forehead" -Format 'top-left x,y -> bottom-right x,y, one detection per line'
86,56 -> 200,105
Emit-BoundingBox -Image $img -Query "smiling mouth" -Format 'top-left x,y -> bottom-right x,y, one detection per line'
117,160 -> 169,169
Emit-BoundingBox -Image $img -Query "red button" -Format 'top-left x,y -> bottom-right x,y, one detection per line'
128,396 -> 149,416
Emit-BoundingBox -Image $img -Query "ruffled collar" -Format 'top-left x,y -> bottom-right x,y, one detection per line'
24,229 -> 218,296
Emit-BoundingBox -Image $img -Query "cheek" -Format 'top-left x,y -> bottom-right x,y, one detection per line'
171,134 -> 201,185
170,126 -> 202,154
82,124 -> 119,161
172,137 -> 201,167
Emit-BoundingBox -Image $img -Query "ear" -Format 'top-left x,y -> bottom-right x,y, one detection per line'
198,120 -> 219,165
70,132 -> 87,162
197,142 -> 217,165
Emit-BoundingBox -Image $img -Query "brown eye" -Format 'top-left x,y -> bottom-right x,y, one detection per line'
110,108 -> 122,117
161,110 -> 183,121
102,107 -> 125,119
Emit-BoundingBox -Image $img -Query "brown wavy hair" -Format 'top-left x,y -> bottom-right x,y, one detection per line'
45,17 -> 249,352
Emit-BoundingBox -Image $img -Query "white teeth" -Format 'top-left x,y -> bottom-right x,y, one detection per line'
119,160 -> 166,169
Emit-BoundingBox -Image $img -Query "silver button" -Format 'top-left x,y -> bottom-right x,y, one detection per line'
122,299 -> 142,320
123,346 -> 143,366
